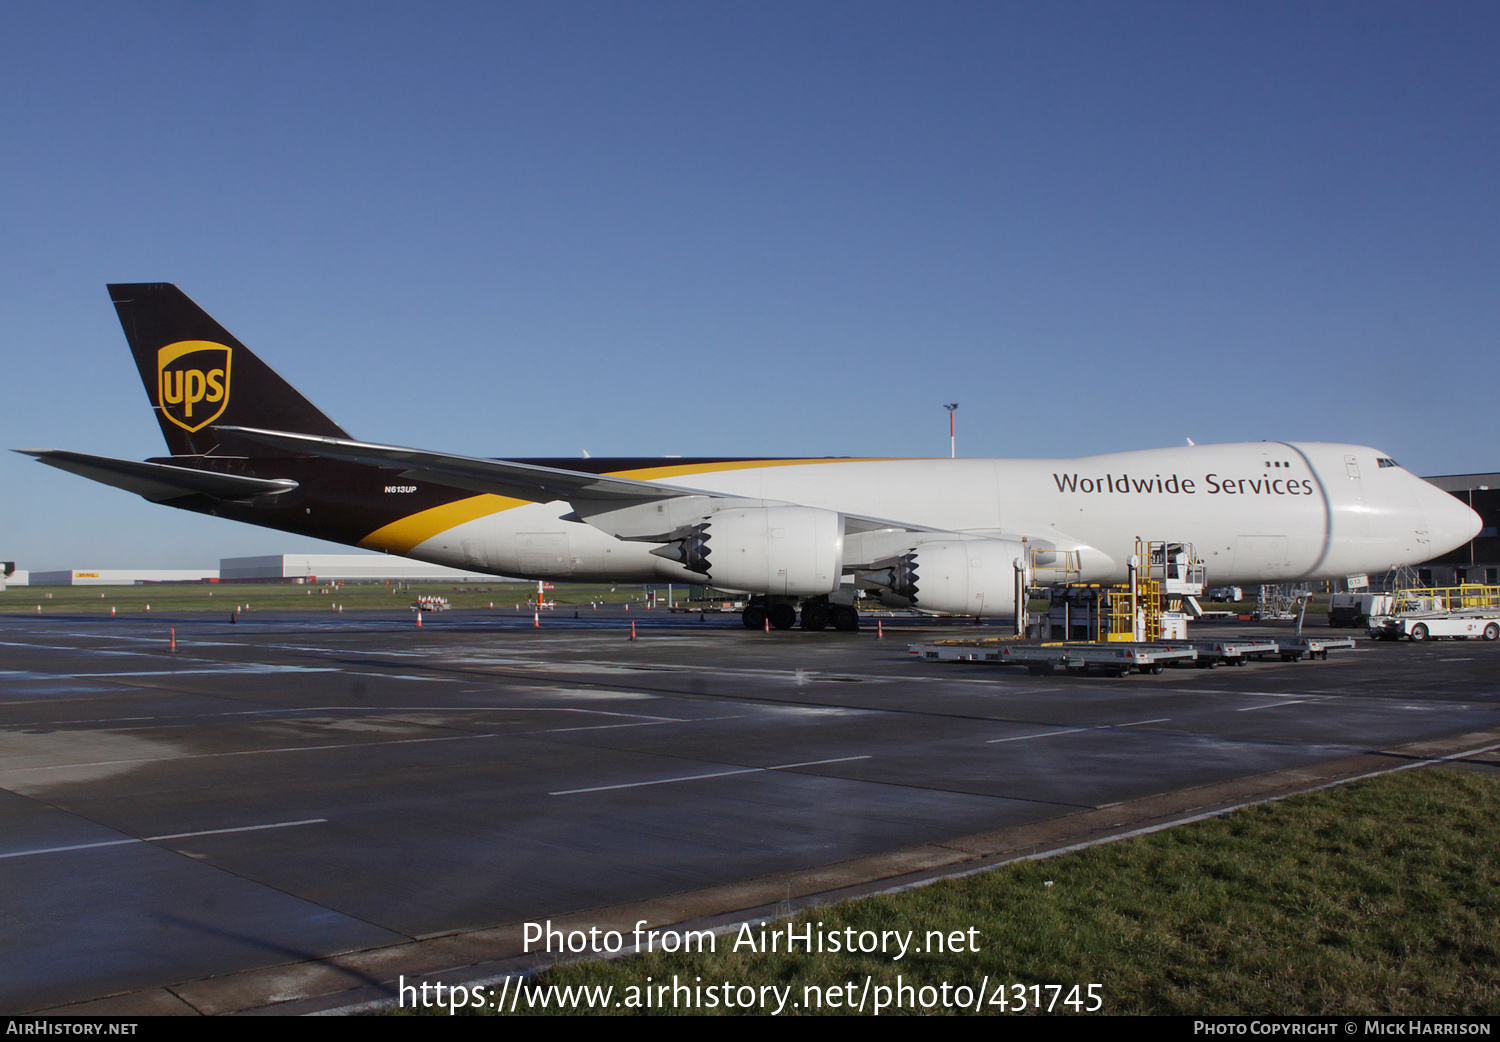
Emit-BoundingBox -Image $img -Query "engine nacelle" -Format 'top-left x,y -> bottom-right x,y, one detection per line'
865,539 -> 1026,617
663,506 -> 844,596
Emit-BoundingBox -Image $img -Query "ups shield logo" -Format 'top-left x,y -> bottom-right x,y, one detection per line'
157,341 -> 232,432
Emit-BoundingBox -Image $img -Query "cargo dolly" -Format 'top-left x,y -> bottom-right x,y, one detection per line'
907,633 -> 1358,676
909,640 -> 1197,677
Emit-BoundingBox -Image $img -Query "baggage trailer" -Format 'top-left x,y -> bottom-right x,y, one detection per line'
1176,638 -> 1280,667
908,640 -> 1198,677
907,633 -> 1357,676
1267,635 -> 1358,660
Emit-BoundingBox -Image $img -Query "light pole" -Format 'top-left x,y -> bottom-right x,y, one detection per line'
943,403 -> 958,458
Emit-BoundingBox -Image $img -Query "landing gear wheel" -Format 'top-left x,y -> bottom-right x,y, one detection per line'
769,603 -> 798,630
742,605 -> 767,630
800,604 -> 829,631
1484,623 -> 1499,641
831,605 -> 860,631
1410,623 -> 1429,642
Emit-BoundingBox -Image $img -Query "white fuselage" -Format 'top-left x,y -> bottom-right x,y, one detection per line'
386,442 -> 1479,589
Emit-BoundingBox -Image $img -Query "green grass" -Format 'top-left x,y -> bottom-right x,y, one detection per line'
446,768 -> 1499,1016
0,581 -> 664,614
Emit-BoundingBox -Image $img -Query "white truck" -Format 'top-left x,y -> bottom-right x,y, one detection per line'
1372,611 -> 1500,642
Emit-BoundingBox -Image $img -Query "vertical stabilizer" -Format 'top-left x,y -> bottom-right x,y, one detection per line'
109,283 -> 350,456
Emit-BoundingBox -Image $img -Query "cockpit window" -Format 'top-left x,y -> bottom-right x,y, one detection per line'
1377,458 -> 1399,469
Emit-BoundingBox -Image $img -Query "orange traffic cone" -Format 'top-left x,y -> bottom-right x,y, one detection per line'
416,611 -> 423,628
533,612 -> 540,628
168,628 -> 177,654
877,620 -> 884,640
630,621 -> 637,641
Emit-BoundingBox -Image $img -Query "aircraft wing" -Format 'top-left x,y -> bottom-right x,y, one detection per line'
16,449 -> 298,503
219,426 -> 946,542
218,426 -> 714,504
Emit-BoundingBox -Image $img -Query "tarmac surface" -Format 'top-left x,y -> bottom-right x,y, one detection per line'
1,607 -> 1498,1014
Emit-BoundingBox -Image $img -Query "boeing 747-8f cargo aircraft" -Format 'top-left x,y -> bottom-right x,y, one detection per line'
18,284 -> 1482,631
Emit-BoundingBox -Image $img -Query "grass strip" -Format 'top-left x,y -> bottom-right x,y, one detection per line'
440,767 -> 1499,1015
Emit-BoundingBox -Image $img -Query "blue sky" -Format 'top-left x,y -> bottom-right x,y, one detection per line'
3,2 -> 1497,570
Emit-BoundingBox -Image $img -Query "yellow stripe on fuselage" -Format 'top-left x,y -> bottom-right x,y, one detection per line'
357,458 -> 897,553
358,494 -> 530,554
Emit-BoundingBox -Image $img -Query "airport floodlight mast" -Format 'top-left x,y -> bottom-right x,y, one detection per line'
944,403 -> 958,458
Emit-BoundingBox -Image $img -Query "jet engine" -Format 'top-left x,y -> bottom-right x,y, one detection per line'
652,505 -> 844,596
862,538 -> 1026,617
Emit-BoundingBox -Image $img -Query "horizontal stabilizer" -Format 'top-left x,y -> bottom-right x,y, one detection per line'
16,449 -> 298,503
218,426 -> 702,505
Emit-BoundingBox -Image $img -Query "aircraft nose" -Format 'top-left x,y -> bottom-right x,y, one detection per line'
1421,481 -> 1483,555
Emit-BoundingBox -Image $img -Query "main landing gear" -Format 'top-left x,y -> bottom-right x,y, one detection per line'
741,595 -> 860,632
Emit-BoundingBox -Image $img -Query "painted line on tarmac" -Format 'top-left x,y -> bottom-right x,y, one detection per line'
550,755 -> 873,795
985,727 -> 1089,744
6,705 -> 685,731
984,717 -> 1174,743
0,818 -> 328,861
1237,699 -> 1314,712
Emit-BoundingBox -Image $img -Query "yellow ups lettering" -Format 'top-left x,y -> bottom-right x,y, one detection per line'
183,369 -> 206,417
156,341 -> 233,432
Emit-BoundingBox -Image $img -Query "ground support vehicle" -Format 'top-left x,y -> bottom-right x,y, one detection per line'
1372,612 -> 1500,642
1328,593 -> 1394,628
670,600 -> 745,613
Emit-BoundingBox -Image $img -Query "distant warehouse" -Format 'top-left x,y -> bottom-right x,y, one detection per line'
26,555 -> 511,586
31,569 -> 215,586
1420,473 -> 1500,586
